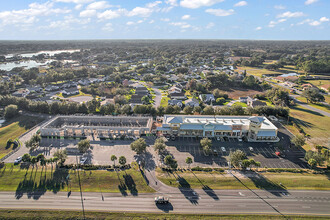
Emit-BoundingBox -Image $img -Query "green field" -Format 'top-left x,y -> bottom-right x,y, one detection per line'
0,115 -> 43,159
286,104 -> 330,148
0,210 -> 326,220
231,102 -> 248,107
156,169 -> 330,191
0,163 -> 154,194
237,65 -> 304,78
295,96 -> 330,113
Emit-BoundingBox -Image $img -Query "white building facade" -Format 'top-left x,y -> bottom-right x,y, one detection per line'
157,115 -> 279,142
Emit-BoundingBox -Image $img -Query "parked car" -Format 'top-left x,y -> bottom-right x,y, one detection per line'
80,157 -> 88,165
14,156 -> 22,164
221,147 -> 226,152
213,149 -> 218,156
216,137 -> 221,141
249,147 -> 253,151
155,196 -> 169,204
238,138 -> 243,142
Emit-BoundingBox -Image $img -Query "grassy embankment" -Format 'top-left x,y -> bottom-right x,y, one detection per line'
0,210 -> 327,220
0,115 -> 43,159
0,163 -> 154,194
295,96 -> 330,113
285,104 -> 330,149
156,168 -> 330,191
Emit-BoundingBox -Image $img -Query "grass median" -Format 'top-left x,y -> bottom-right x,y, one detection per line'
0,210 -> 327,219
0,115 -> 43,159
0,163 -> 155,195
156,168 -> 330,191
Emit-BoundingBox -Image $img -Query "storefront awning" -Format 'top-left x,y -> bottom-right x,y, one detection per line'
257,130 -> 276,137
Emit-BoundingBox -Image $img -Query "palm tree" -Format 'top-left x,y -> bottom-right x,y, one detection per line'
111,155 -> 117,167
185,157 -> 193,169
119,156 -> 126,167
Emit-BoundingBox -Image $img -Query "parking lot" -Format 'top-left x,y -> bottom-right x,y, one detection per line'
164,121 -> 308,169
38,121 -> 308,169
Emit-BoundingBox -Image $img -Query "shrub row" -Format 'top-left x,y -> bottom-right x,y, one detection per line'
59,164 -> 131,170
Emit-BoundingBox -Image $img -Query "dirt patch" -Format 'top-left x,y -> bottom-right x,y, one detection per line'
218,88 -> 263,99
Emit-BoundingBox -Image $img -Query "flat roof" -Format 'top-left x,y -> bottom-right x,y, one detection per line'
163,115 -> 277,130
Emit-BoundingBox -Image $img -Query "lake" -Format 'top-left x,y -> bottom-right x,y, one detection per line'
5,49 -> 80,59
0,60 -> 54,71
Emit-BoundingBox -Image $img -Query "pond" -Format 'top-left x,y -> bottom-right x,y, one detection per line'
279,73 -> 299,77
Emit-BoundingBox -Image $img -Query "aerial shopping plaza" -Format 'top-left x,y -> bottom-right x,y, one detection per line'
40,115 -> 279,142
40,115 -> 153,139
157,115 -> 279,142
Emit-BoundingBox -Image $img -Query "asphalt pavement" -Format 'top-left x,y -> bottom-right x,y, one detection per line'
0,190 -> 329,216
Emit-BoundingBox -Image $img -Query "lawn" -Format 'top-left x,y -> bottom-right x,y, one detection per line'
295,96 -> 330,113
160,96 -> 169,107
0,163 -> 154,194
232,102 -> 247,107
305,80 -> 330,89
156,169 -> 330,191
286,104 -> 330,148
237,65 -> 304,78
0,210 -> 325,220
0,115 -> 43,159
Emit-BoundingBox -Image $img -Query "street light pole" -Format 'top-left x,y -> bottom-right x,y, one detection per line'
75,154 -> 86,220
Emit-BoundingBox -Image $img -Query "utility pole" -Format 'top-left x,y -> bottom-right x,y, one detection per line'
76,154 -> 86,220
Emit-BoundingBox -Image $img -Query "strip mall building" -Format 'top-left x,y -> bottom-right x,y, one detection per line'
157,115 -> 279,142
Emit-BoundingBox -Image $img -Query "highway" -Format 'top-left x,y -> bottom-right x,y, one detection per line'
0,190 -> 329,216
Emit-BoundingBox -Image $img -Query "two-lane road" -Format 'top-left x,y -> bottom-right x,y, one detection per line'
0,190 -> 329,216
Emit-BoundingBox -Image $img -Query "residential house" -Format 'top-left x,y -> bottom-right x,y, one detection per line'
12,89 -> 30,97
27,86 -> 43,93
170,92 -> 186,100
301,83 -> 314,90
168,99 -> 183,108
320,84 -> 330,93
248,100 -> 267,108
199,94 -> 215,103
45,85 -> 60,92
62,87 -> 79,96
78,79 -> 91,86
185,98 -> 199,108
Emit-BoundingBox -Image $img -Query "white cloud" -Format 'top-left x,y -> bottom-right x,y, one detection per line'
86,1 -> 112,10
277,11 -> 305,18
255,26 -> 262,30
206,22 -> 215,29
75,4 -> 83,10
268,18 -> 286,28
170,22 -> 191,29
274,5 -> 286,10
128,7 -> 153,17
102,23 -> 113,31
149,20 -> 155,24
234,1 -> 247,7
305,0 -> 318,5
205,8 -> 234,16
46,15 -> 90,30
161,18 -> 170,22
55,0 -> 93,3
79,9 -> 96,17
126,21 -> 135,25
97,9 -> 126,20
182,15 -> 191,20
0,2 -> 71,26
166,0 -> 178,6
297,17 -> 329,26
320,17 -> 330,22
180,0 -> 224,9
309,21 -> 321,26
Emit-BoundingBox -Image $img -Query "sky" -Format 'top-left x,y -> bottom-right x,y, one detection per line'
0,0 -> 329,40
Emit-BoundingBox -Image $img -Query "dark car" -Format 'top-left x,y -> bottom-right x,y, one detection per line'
155,196 -> 169,204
